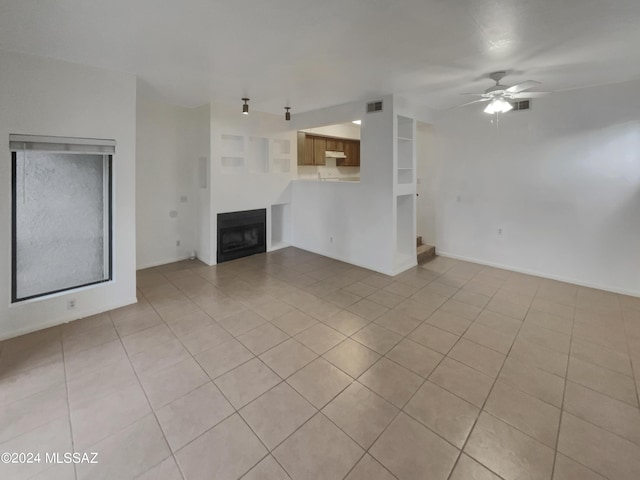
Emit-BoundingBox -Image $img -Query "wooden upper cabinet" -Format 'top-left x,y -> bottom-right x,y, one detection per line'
313,136 -> 326,166
341,139 -> 360,166
297,132 -> 359,166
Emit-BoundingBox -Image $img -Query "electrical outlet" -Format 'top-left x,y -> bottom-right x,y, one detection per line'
176,240 -> 181,247
67,299 -> 76,310
180,195 -> 188,203
498,228 -> 503,235
330,236 -> 333,243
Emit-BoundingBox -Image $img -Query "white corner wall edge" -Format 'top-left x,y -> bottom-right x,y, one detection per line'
0,296 -> 138,342
437,250 -> 640,298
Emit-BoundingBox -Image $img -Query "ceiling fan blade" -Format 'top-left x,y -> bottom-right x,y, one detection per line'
506,80 -> 541,93
456,98 -> 491,108
460,93 -> 488,96
511,91 -> 548,98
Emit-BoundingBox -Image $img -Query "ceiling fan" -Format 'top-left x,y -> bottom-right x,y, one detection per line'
460,71 -> 548,113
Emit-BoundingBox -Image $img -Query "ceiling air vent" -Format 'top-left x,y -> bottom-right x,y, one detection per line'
509,99 -> 531,111
366,100 -> 383,113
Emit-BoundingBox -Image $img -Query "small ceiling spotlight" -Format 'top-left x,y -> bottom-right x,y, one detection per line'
352,120 -> 362,125
285,107 -> 291,121
242,98 -> 250,115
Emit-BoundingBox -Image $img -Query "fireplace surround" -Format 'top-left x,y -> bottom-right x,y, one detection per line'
216,208 -> 266,263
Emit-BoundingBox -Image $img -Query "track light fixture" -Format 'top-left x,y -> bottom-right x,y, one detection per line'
242,98 -> 250,115
284,107 -> 291,121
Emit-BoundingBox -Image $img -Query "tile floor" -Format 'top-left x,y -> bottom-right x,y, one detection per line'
1,247 -> 640,480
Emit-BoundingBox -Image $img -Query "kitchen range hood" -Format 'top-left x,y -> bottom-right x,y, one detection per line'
324,150 -> 347,159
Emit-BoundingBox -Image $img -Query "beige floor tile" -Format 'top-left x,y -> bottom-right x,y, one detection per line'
449,454 -> 502,480
424,310 -> 473,336
0,338 -> 62,376
465,412 -> 555,480
430,358 -> 494,408
475,310 -> 522,336
113,310 -> 164,337
343,281 -> 379,298
156,382 -> 234,451
178,323 -> 234,355
405,381 -> 479,448
176,413 -> 267,480
485,380 -> 561,448
359,358 -> 423,408
525,309 -> 573,335
194,334 -> 252,376
0,358 -> 65,406
295,323 -> 346,354
563,381 -> 640,445
410,289 -> 449,310
465,320 -> 518,354
243,455 -> 290,480
237,322 -> 289,355
370,412 -> 459,480
214,358 -> 281,408
409,323 -> 459,354
324,289 -> 362,308
384,280 -> 423,298
71,382 -> 151,449
323,338 -> 381,378
287,358 -> 353,408
135,456 -> 183,480
271,309 -> 318,335
558,412 -> 640,480
0,384 -> 67,444
76,415 -> 170,480
518,324 -> 571,355
62,322 -> 118,356
440,299 -> 482,320
362,273 -> 394,289
63,339 -> 128,380
374,309 -> 422,335
352,324 -> 402,355
323,310 -> 370,336
368,289 -> 406,308
394,298 -> 436,321
486,296 -> 530,320
498,357 -> 565,407
345,454 -> 396,480
570,338 -> 634,377
567,357 -> 638,406
386,338 -> 443,377
240,382 -> 316,449
452,290 -> 491,308
139,357 -> 209,409
553,454 -> 606,480
120,324 -> 177,356
165,311 -> 214,337
67,358 -> 137,408
448,339 -> 505,377
347,298 -> 390,320
216,309 -> 266,336
0,417 -> 73,480
323,382 -> 398,448
30,464 -> 77,480
251,299 -> 294,321
509,338 -> 568,377
259,339 -> 318,378
273,413 -> 364,480
129,337 -> 191,375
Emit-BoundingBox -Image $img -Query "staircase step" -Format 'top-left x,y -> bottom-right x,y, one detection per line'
417,244 -> 436,264
416,236 -> 423,247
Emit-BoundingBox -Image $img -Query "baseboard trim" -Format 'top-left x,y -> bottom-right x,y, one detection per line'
437,250 -> 640,298
136,256 -> 193,270
0,296 -> 138,341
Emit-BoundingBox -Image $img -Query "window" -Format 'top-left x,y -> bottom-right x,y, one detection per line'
10,135 -> 114,302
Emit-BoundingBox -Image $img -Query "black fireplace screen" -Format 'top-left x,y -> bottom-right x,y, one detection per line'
217,209 -> 266,263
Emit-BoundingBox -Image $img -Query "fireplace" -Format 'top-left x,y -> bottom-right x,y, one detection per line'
217,209 -> 266,263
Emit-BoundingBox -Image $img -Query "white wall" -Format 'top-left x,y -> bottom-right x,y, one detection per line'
291,96 -> 397,274
0,50 -> 137,340
434,80 -> 640,295
301,123 -> 361,140
136,95 -> 198,268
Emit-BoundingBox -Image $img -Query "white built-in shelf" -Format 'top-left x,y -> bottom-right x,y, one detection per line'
248,136 -> 269,174
271,138 -> 291,157
396,183 -> 415,196
221,156 -> 244,173
397,136 -> 412,142
221,134 -> 244,156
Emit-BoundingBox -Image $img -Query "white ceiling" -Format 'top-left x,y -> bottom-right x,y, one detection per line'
1,0 -> 639,113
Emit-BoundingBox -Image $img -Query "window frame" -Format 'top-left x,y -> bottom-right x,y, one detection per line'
11,151 -> 114,303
